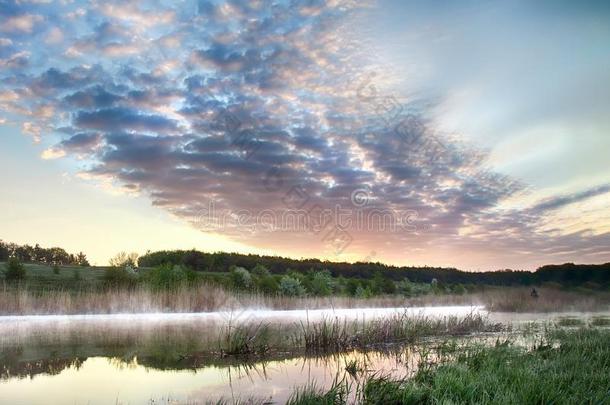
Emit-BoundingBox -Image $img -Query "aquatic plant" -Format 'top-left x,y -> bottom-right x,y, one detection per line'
220,321 -> 271,356
289,328 -> 610,404
298,312 -> 503,353
287,379 -> 348,405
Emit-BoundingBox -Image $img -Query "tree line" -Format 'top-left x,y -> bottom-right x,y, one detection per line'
0,240 -> 89,266
138,249 -> 610,288
2,240 -> 608,288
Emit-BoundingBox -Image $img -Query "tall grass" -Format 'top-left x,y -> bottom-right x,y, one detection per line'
0,283 -> 239,315
0,284 -> 417,315
478,286 -> 610,312
288,328 -> 610,404
220,320 -> 271,356
297,312 -> 502,353
287,379 -> 348,405
2,282 -> 608,315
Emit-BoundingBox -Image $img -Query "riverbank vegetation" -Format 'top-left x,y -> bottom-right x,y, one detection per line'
287,328 -> 610,405
1,258 -> 610,315
1,239 -> 610,315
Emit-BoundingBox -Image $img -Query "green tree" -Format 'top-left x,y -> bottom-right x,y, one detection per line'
229,266 -> 252,290
355,285 -> 372,298
251,264 -> 271,278
4,257 -> 26,282
104,266 -> 136,288
309,270 -> 333,296
454,283 -> 467,295
371,271 -> 396,295
145,264 -> 194,290
251,264 -> 278,294
0,241 -> 9,262
346,278 -> 360,296
279,275 -> 306,296
76,252 -> 89,267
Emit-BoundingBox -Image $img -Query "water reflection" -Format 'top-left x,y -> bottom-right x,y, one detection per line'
1,348 -> 420,404
2,306 -> 605,404
0,306 -> 487,404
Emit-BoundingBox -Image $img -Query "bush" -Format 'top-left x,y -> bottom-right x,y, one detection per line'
145,264 -> 194,290
279,275 -> 306,296
4,257 -> 26,282
397,279 -> 414,297
251,265 -> 279,294
104,266 -> 137,288
452,283 -> 467,295
251,264 -> 271,278
355,285 -> 373,298
346,278 -> 361,296
229,266 -> 252,290
257,275 -> 280,294
309,270 -> 333,296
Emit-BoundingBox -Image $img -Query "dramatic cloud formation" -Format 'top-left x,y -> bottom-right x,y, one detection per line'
1,0 -> 609,269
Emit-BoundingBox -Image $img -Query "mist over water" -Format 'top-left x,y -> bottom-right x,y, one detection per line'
1,306 -> 608,404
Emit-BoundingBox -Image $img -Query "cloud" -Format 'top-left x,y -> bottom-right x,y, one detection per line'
21,122 -> 42,142
44,27 -> 63,44
41,147 -> 66,160
0,0 -> 608,269
0,14 -> 43,33
531,184 -> 610,213
74,108 -> 179,133
0,51 -> 29,69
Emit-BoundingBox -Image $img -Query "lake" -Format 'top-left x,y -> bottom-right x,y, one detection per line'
0,306 -> 605,404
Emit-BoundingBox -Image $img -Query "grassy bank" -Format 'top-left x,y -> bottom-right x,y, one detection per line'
2,283 -> 608,315
0,284 -> 421,315
1,262 -> 609,315
288,328 -> 610,404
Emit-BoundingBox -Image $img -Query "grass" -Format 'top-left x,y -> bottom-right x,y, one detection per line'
479,286 -> 610,313
2,263 -> 609,315
0,284 -> 420,315
220,321 -> 271,356
591,316 -> 610,327
556,317 -> 586,327
297,312 -> 503,353
287,381 -> 348,405
0,283 -> 241,315
288,328 -> 610,404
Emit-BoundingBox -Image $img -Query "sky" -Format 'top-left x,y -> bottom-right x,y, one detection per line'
0,0 -> 609,270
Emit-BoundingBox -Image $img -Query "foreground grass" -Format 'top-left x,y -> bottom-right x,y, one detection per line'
288,328 -> 610,404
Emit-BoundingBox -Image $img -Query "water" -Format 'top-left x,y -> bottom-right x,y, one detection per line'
0,306 -> 605,404
1,350 -> 419,404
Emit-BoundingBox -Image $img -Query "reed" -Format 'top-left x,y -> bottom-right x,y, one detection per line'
477,286 -> 610,312
297,312 -> 503,353
288,328 -> 610,405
